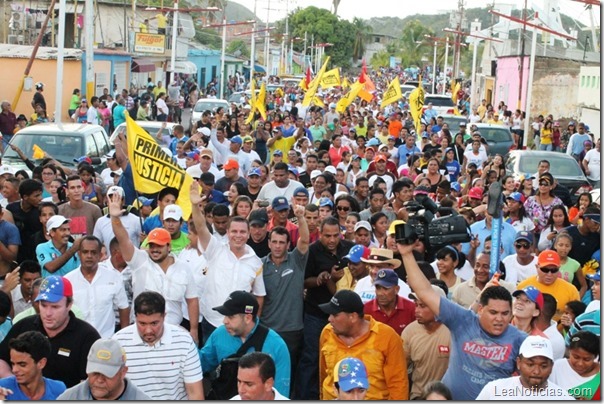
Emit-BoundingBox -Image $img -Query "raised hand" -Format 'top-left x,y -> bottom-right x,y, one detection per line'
108,194 -> 125,218
189,181 -> 204,206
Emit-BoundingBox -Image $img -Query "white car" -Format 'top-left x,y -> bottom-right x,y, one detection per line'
190,98 -> 231,128
110,121 -> 177,148
423,94 -> 456,116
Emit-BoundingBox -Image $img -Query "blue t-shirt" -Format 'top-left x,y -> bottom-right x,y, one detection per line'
397,145 -> 421,166
36,241 -> 80,278
0,376 -> 66,400
437,297 -> 527,400
0,221 -> 20,249
444,160 -> 461,182
142,214 -> 188,235
117,163 -> 136,206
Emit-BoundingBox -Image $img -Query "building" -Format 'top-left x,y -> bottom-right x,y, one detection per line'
577,66 -> 600,138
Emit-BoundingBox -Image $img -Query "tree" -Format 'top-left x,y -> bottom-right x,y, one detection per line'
370,50 -> 390,69
351,17 -> 372,62
227,39 -> 250,58
391,19 -> 434,67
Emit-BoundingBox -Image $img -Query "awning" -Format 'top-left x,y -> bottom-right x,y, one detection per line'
167,61 -> 197,75
131,59 -> 156,73
244,64 -> 266,73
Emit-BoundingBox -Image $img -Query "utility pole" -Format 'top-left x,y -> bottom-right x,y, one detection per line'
442,36 -> 449,95
85,0 -> 94,99
516,0 -> 527,110
265,0 -> 270,74
250,0 -> 257,80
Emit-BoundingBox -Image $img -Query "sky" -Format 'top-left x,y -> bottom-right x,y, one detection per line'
231,0 -> 600,27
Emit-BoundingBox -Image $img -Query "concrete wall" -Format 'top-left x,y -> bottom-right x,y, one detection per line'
494,56 -> 529,111
577,66 -> 600,110
0,58 -> 81,122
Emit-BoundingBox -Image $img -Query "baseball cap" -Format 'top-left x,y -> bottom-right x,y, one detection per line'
35,276 -> 73,303
137,196 -> 154,207
319,290 -> 364,315
106,186 -> 125,198
450,182 -> 461,193
293,187 -> 309,198
459,121 -> 467,127
147,228 -> 171,246
587,270 -> 600,282
231,136 -> 243,145
186,151 -> 200,161
310,170 -> 322,180
507,192 -> 525,203
538,250 -> 561,268
0,165 -> 15,176
163,204 -> 183,221
366,138 -> 381,147
249,209 -> 269,226
199,148 -> 214,159
387,219 -> 406,236
197,127 -> 211,136
104,150 -> 116,159
46,215 -> 71,232
584,214 -> 601,224
351,154 -> 361,161
468,187 -> 483,200
344,245 -> 371,264
35,82 -> 44,89
519,335 -> 554,361
288,165 -> 299,176
421,132 -> 430,138
272,197 -> 290,211
242,135 -> 254,143
213,290 -> 259,317
324,166 -> 337,175
110,169 -> 123,178
223,159 -> 239,171
273,150 -> 283,156
409,284 -> 446,300
247,167 -> 262,177
373,269 -> 398,288
74,156 -> 92,164
515,230 -> 534,244
86,339 -> 127,378
374,154 -> 387,163
513,286 -> 544,309
354,221 -> 371,233
319,197 -> 334,208
334,358 -> 369,392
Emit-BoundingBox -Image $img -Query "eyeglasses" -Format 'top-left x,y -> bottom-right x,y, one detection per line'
336,206 -> 350,212
514,242 -> 531,249
540,266 -> 559,274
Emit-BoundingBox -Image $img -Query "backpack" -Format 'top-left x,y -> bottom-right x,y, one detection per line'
204,324 -> 269,400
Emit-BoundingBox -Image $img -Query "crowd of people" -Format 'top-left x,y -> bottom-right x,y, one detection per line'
0,64 -> 600,400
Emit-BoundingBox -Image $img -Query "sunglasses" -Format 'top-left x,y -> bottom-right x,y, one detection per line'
539,182 -> 550,186
540,266 -> 559,274
514,242 -> 531,249
336,206 -> 350,212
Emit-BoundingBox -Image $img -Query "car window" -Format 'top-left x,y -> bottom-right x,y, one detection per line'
425,97 -> 455,107
85,133 -> 99,157
193,101 -> 229,113
92,130 -> 110,156
519,155 -> 584,177
140,126 -> 171,139
4,133 -> 84,165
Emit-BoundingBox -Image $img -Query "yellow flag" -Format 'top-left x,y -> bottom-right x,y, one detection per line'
381,77 -> 403,108
245,75 -> 257,124
336,81 -> 363,113
358,88 -> 373,102
255,83 -> 267,121
320,68 -> 341,88
298,77 -> 308,91
341,77 -> 350,89
408,76 -> 425,136
32,144 -> 45,159
451,80 -> 461,104
303,56 -> 330,107
312,96 -> 325,108
126,116 -> 195,219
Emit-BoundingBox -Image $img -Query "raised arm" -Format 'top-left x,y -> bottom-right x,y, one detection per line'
108,194 -> 135,261
190,181 -> 212,250
396,240 -> 441,316
293,201 -> 309,254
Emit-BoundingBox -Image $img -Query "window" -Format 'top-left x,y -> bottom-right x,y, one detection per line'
200,67 -> 206,88
92,130 -> 110,156
581,76 -> 586,87
85,133 -> 99,157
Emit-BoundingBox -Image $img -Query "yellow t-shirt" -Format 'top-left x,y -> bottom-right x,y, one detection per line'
156,14 -> 167,29
268,136 -> 296,163
139,22 -> 148,33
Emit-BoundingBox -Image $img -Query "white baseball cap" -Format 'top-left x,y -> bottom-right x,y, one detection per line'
163,204 -> 183,221
0,165 -> 15,176
106,186 -> 125,198
46,215 -> 71,232
519,336 -> 554,360
197,127 -> 211,136
310,169 -> 322,180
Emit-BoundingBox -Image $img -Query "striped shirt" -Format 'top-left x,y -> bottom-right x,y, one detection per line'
112,323 -> 203,400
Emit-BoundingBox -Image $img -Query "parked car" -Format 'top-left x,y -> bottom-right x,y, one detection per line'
2,123 -> 110,174
228,90 -> 259,108
110,121 -> 177,148
423,94 -> 456,116
441,114 -> 468,134
505,150 -> 592,203
400,84 -> 417,96
190,98 -> 231,128
473,123 -> 514,157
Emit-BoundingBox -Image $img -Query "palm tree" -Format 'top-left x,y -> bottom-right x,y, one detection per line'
352,17 -> 372,62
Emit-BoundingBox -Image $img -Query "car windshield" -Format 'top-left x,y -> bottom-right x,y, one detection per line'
519,154 -> 584,177
477,127 -> 512,143
3,133 -> 84,166
425,97 -> 454,107
442,117 -> 467,133
193,101 -> 228,113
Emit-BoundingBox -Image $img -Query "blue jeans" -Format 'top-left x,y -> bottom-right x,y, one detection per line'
539,143 -> 552,151
293,313 -> 328,400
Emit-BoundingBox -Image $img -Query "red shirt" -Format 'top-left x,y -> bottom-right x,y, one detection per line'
268,218 -> 299,248
364,295 -> 416,335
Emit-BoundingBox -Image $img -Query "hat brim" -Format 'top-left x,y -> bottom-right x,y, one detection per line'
34,292 -> 64,303
339,378 -> 369,392
318,301 -> 343,315
360,258 -> 402,268
86,361 -> 121,378
212,305 -> 238,316
374,279 -> 397,288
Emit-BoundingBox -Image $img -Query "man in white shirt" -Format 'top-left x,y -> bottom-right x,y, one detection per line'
86,96 -> 101,125
502,231 -> 538,285
155,92 -> 169,121
64,236 -> 130,338
476,336 -> 572,400
189,181 -> 266,344
256,162 -> 303,203
582,138 -> 600,188
210,132 -> 251,175
108,194 -> 199,344
93,186 -> 141,253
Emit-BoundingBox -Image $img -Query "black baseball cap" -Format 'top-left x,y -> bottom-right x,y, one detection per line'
213,291 -> 259,317
249,209 -> 269,226
319,290 -> 364,315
